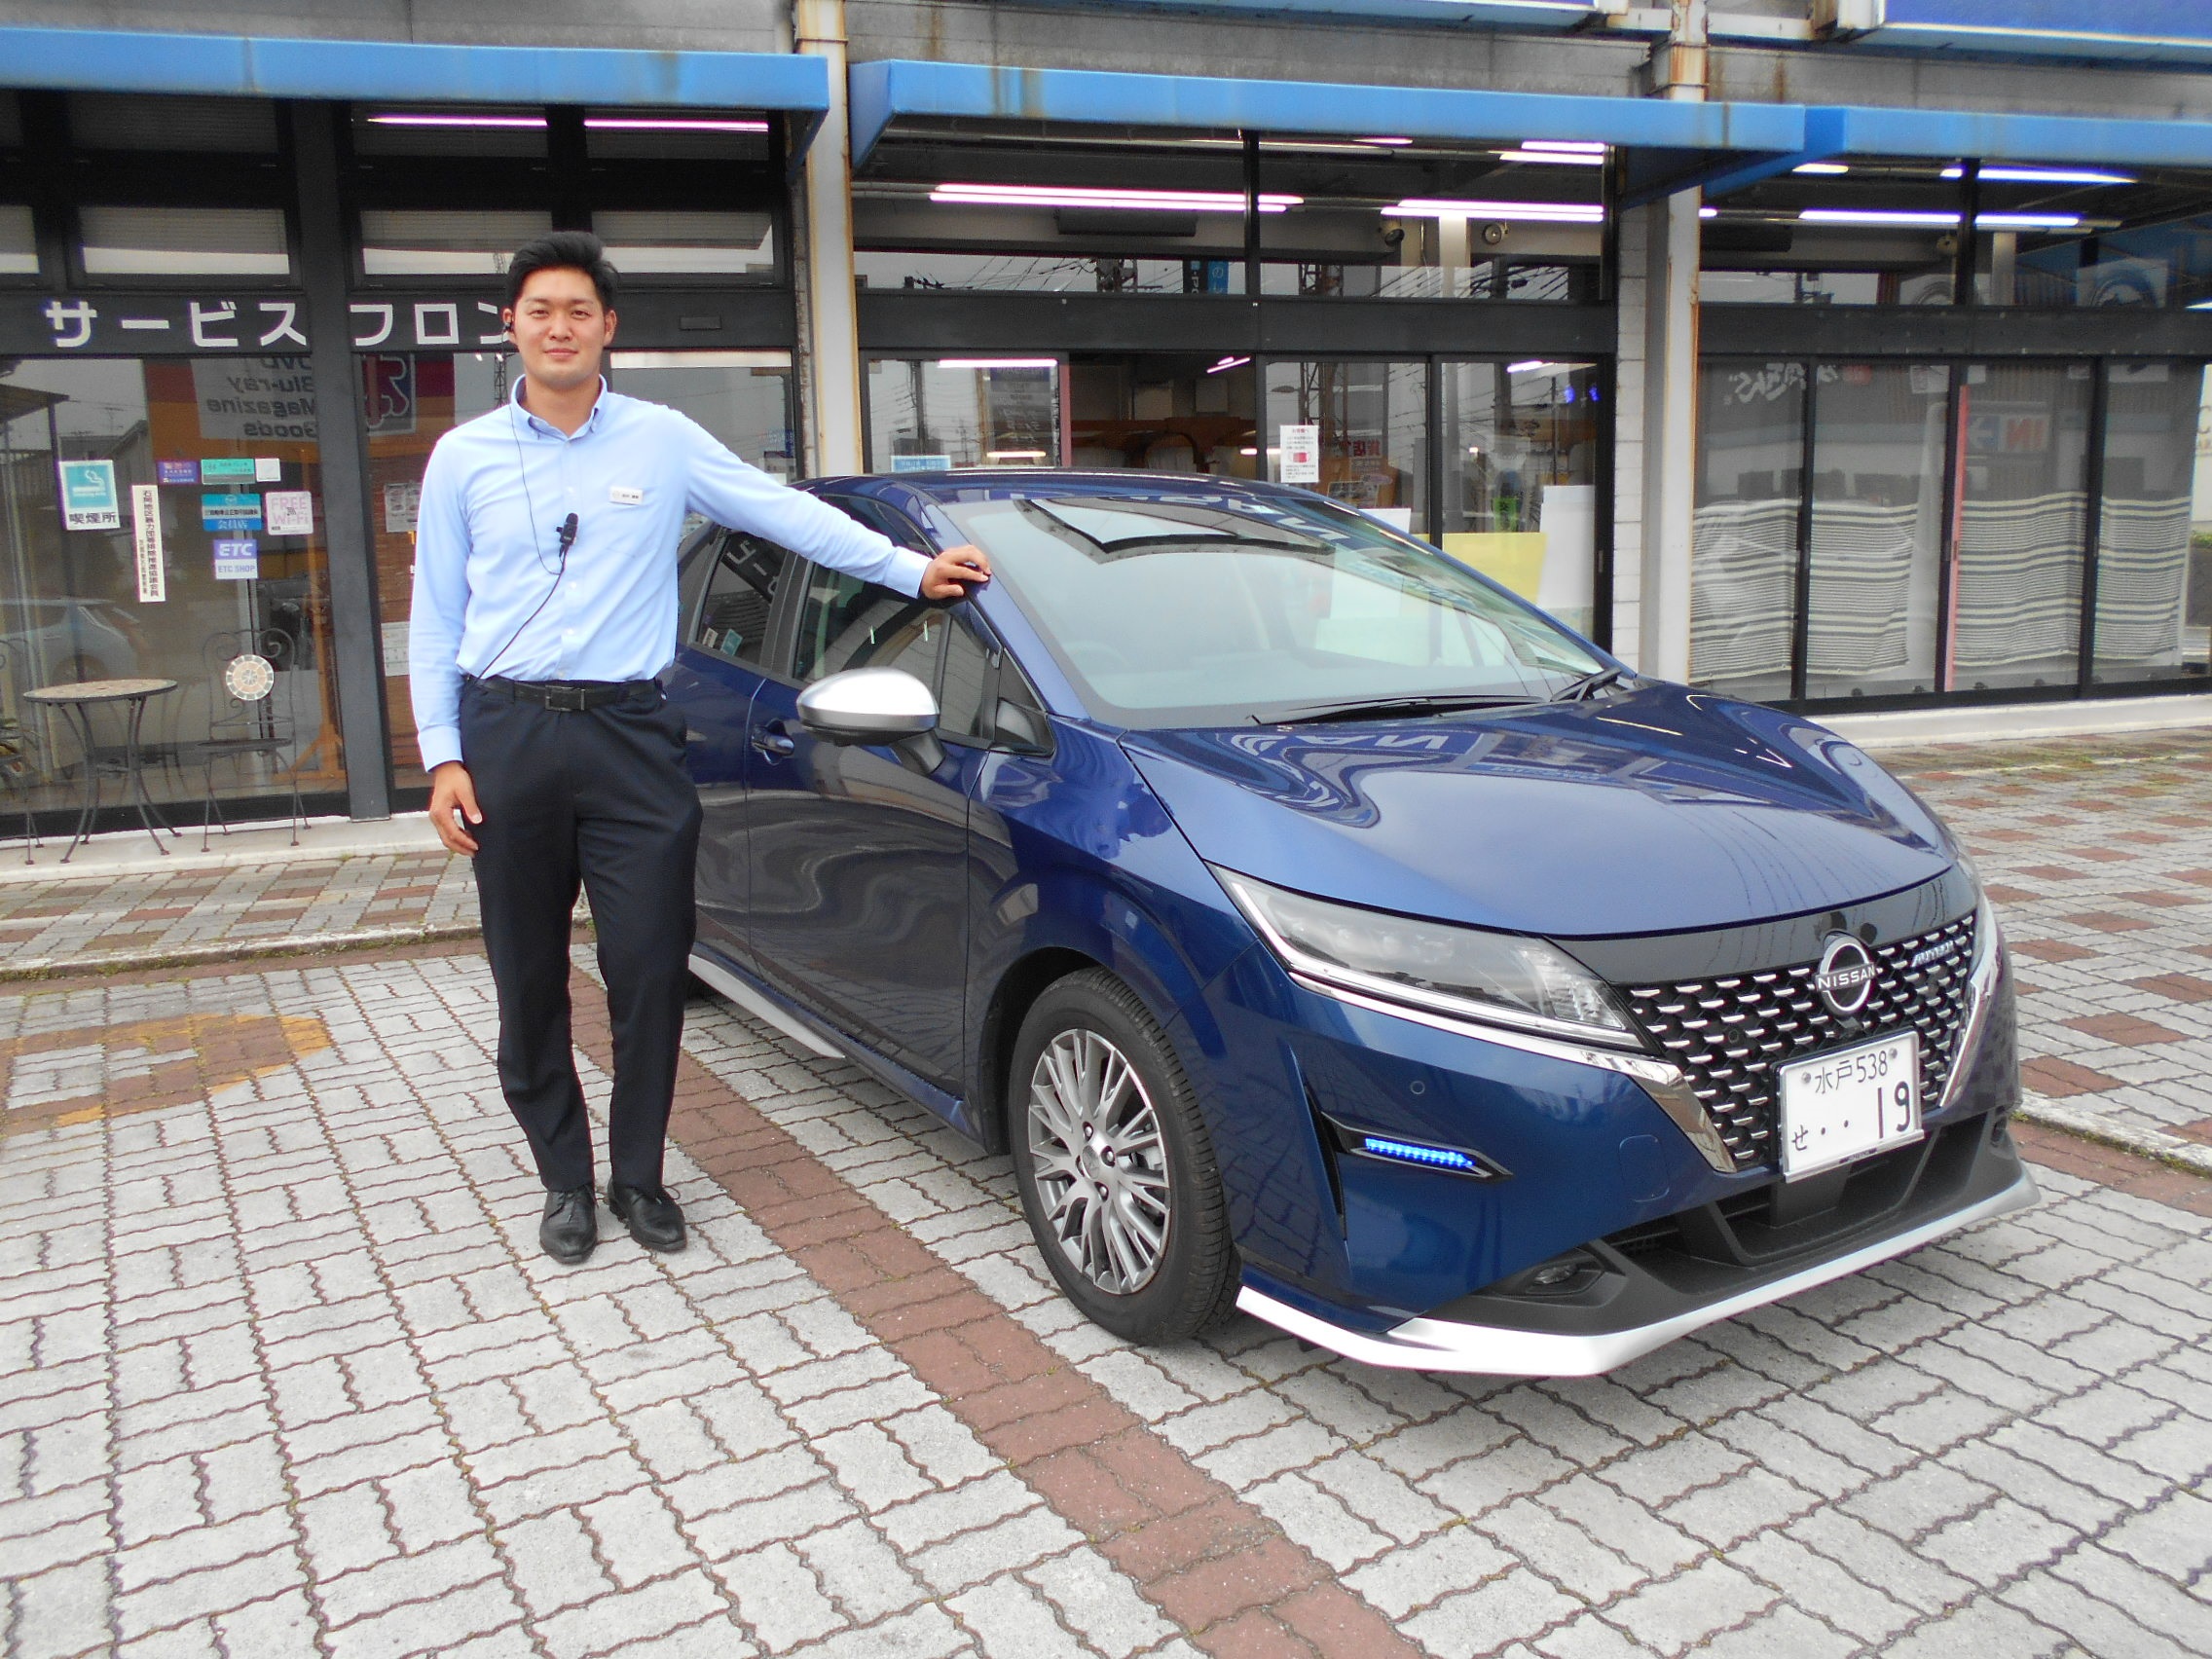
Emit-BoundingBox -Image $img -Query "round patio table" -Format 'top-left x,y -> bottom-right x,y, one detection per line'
25,677 -> 180,863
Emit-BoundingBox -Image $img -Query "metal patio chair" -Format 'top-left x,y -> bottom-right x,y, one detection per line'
177,627 -> 307,851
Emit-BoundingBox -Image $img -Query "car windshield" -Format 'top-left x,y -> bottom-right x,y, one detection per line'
937,488 -> 1604,728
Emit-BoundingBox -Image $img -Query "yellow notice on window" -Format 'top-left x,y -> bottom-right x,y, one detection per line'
130,484 -> 166,604
1441,532 -> 1546,600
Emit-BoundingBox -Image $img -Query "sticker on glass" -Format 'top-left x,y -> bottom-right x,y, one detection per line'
131,484 -> 166,603
212,537 -> 259,580
265,491 -> 314,536
1278,424 -> 1321,485
57,460 -> 121,531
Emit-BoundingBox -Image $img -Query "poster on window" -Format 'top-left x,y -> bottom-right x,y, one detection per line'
130,484 -> 166,603
1278,424 -> 1321,485
265,491 -> 314,536
57,459 -> 121,531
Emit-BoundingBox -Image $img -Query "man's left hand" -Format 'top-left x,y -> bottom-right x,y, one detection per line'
922,544 -> 992,601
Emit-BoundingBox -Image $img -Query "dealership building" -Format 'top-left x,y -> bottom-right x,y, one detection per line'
0,0 -> 2206,829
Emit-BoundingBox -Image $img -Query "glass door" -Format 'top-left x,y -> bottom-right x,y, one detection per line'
1262,358 -> 1428,536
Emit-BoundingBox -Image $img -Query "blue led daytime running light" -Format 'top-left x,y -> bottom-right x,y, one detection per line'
1360,1136 -> 1480,1172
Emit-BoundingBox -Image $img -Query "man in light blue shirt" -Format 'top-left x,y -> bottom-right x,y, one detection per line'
411,232 -> 989,1264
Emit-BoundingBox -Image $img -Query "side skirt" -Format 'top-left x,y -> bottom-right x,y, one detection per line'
686,944 -> 987,1148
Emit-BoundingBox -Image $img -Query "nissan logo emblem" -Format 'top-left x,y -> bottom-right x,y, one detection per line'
1815,934 -> 1878,1016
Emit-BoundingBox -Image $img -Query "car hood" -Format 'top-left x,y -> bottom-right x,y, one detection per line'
1122,685 -> 1957,938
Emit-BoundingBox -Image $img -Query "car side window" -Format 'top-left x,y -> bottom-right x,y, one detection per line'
938,618 -> 992,743
793,567 -> 947,688
690,534 -> 791,668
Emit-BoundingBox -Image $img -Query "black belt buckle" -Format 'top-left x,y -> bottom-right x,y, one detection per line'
542,683 -> 589,713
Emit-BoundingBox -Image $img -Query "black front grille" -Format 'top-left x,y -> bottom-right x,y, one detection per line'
1619,914 -> 1979,1171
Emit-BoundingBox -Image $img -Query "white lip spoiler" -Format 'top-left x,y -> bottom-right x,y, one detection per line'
1236,1166 -> 2037,1378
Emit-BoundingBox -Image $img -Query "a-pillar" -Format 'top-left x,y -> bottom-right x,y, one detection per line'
794,0 -> 865,475
1615,189 -> 1700,682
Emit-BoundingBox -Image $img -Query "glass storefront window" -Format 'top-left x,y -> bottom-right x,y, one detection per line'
594,210 -> 776,279
608,352 -> 796,481
1067,353 -> 1258,477
1263,359 -> 1427,536
79,206 -> 292,278
2093,362 -> 2212,684
359,209 -> 555,277
1702,271 -> 1887,307
854,143 -> 1251,298
1804,362 -> 1951,700
1260,138 -> 1604,302
1441,359 -> 1602,639
1948,361 -> 2092,692
856,250 -> 1244,295
1692,360 -> 1804,700
0,354 -> 347,821
0,205 -> 36,276
866,358 -> 1063,472
69,92 -> 278,153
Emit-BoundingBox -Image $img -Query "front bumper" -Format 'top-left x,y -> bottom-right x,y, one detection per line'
1239,1107 -> 2033,1374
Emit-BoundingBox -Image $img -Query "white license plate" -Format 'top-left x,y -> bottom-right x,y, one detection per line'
1777,1031 -> 1922,1181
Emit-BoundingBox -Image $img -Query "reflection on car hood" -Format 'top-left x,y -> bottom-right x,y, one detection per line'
1123,685 -> 1957,938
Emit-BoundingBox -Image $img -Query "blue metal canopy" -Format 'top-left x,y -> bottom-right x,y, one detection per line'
848,58 -> 1805,166
1863,0 -> 2212,67
1799,104 -> 2212,172
0,25 -> 832,121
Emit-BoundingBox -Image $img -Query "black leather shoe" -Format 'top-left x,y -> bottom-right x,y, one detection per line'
607,1183 -> 686,1253
539,1186 -> 597,1264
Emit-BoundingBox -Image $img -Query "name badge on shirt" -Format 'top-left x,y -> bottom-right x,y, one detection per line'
609,485 -> 645,506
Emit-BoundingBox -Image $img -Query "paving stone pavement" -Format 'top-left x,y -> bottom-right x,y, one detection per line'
0,850 -> 477,977
1885,730 -> 2212,1153
1,726 -> 2210,1657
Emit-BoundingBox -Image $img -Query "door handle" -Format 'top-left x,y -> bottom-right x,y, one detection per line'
750,725 -> 796,757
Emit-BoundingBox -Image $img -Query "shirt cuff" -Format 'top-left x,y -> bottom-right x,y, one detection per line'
418,726 -> 463,772
890,546 -> 933,598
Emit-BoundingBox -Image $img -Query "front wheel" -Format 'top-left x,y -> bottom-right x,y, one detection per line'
1008,969 -> 1238,1344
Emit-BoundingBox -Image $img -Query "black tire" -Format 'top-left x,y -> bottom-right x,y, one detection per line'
1008,968 -> 1238,1344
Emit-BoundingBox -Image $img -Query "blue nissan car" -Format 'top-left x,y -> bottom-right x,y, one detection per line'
668,472 -> 2028,1376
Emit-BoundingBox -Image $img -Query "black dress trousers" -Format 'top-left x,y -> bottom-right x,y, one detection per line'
460,678 -> 701,1194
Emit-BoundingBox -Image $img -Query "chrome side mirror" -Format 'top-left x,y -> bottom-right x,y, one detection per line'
795,666 -> 939,745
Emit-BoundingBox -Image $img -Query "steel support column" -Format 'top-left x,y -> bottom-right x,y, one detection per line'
796,0 -> 865,475
291,101 -> 392,822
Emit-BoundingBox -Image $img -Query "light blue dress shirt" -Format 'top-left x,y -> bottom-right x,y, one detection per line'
408,377 -> 929,772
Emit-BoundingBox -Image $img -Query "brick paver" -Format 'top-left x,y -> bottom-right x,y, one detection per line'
2,725 -> 2210,1657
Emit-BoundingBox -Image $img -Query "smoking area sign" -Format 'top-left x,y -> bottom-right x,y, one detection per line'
57,460 -> 121,531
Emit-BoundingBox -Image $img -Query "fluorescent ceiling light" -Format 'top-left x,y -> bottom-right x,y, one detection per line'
2191,300 -> 2212,311
1496,149 -> 1606,167
936,357 -> 1058,369
1699,205 -> 1718,218
987,451 -> 1049,461
1940,165 -> 2134,185
1507,359 -> 1554,374
586,117 -> 768,132
367,113 -> 545,129
1385,198 -> 1604,223
1523,140 -> 1606,153
1798,208 -> 2082,229
932,183 -> 1298,213
1793,162 -> 1850,175
1206,355 -> 1251,374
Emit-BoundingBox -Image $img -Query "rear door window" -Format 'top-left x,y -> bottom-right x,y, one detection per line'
691,534 -> 791,669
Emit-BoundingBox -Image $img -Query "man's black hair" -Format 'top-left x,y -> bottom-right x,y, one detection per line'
504,230 -> 620,311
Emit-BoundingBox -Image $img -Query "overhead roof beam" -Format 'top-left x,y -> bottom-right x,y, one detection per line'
849,58 -> 1804,167
0,24 -> 833,135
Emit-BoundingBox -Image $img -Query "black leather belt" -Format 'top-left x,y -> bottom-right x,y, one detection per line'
474,676 -> 654,713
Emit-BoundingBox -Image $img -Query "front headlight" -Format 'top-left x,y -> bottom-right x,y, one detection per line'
1213,867 -> 1639,1048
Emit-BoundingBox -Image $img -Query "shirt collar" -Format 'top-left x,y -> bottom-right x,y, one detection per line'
510,373 -> 609,439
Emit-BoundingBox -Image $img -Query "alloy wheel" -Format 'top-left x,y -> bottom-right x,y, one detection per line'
1025,1028 -> 1172,1294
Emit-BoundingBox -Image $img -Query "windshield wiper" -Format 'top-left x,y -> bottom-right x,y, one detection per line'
1265,693 -> 1537,725
1549,666 -> 1631,703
